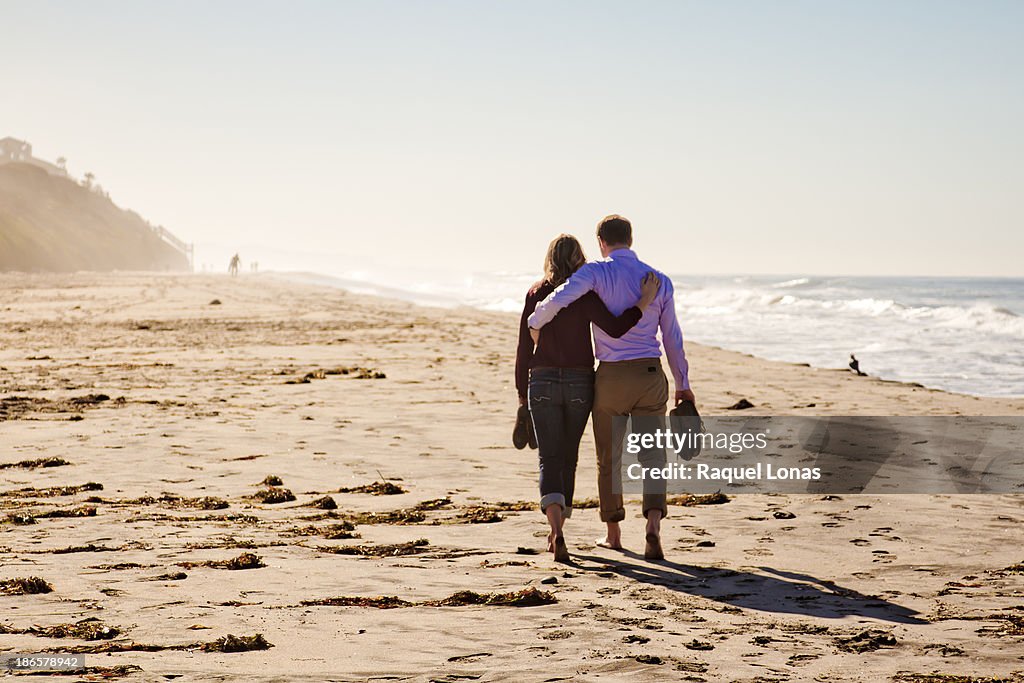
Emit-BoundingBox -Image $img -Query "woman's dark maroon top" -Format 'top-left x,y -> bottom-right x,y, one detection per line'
515,281 -> 642,400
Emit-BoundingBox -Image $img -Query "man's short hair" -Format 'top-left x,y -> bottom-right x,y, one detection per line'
597,214 -> 632,246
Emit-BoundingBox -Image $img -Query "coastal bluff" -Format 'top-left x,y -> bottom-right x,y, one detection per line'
0,160 -> 190,272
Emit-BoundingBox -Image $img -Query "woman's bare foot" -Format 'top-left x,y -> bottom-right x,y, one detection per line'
553,535 -> 570,563
595,521 -> 622,549
545,505 -> 564,553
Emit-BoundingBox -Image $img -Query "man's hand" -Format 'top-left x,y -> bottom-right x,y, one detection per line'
529,327 -> 540,345
675,389 -> 695,405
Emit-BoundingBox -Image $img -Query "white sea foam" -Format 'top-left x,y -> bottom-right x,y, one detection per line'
274,269 -> 1024,397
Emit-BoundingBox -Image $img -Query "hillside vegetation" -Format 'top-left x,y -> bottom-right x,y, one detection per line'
0,163 -> 188,272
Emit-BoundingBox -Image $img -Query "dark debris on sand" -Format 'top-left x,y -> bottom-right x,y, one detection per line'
667,493 -> 730,507
250,487 -> 296,504
28,619 -> 120,640
179,552 -> 265,570
892,675 -> 1022,683
1,394 -> 118,421
414,497 -> 454,511
0,576 -> 53,595
285,366 -> 386,384
0,456 -> 72,470
301,587 -> 556,609
346,509 -> 425,525
316,539 -> 429,557
4,512 -> 36,525
110,494 -> 229,510
48,543 -> 122,554
0,482 -> 103,498
453,506 -> 503,524
289,522 -> 359,540
424,588 -> 556,607
727,398 -> 755,410
43,633 -> 273,654
977,613 -> 1024,637
301,595 -> 413,609
835,628 -> 897,653
337,481 -> 406,495
260,475 -> 284,487
143,572 -> 188,581
200,633 -> 273,652
34,505 -> 98,518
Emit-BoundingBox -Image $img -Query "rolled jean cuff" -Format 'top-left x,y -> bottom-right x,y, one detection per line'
540,493 -> 566,514
601,507 -> 626,524
642,496 -> 668,520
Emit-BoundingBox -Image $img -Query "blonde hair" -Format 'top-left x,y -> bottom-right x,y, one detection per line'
543,234 -> 586,288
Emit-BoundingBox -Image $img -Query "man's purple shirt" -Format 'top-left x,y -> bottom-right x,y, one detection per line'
526,248 -> 690,390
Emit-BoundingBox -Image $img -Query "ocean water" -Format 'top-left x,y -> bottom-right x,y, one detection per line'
281,270 -> 1024,398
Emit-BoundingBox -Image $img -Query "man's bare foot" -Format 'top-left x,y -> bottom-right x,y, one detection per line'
644,509 -> 664,560
596,522 -> 622,550
644,533 -> 664,561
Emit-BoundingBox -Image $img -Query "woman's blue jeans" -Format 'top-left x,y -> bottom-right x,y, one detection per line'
528,367 -> 595,518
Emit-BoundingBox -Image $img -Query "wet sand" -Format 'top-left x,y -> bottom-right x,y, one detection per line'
1,272 -> 1022,682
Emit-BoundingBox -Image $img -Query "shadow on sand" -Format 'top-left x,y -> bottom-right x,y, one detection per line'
572,550 -> 926,624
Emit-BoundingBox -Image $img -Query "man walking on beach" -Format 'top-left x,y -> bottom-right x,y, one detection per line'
528,215 -> 693,560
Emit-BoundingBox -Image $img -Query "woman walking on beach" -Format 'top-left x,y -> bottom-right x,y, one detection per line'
515,234 -> 659,562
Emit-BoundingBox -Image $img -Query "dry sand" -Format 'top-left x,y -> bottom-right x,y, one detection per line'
1,272 -> 1022,682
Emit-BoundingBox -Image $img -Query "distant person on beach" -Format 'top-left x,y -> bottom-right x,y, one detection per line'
228,253 -> 240,276
850,353 -> 866,376
528,215 -> 693,561
516,234 -> 659,562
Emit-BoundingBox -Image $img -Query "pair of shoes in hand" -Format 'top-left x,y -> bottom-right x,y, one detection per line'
512,404 -> 537,450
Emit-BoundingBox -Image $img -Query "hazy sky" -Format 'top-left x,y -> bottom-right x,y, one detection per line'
3,0 -> 1022,277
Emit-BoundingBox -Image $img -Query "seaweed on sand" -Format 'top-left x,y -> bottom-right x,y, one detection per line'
300,595 -> 413,609
834,629 -> 897,653
179,552 -> 265,570
200,633 -> 273,652
29,619 -> 120,640
346,509 -> 425,525
316,539 -> 429,557
667,492 -> 731,506
4,513 -> 36,525
306,495 -> 337,509
34,506 -> 98,518
0,482 -> 103,498
289,523 -> 359,540
892,675 -> 1021,683
0,457 -> 71,469
250,487 -> 295,504
424,588 -> 556,607
0,394 -> 117,421
453,506 -> 503,524
414,497 -> 453,511
40,633 -> 273,654
126,494 -> 229,510
0,576 -> 53,595
301,587 -> 556,609
337,481 -> 406,495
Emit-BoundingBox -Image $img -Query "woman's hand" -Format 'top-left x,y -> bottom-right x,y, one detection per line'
637,272 -> 661,311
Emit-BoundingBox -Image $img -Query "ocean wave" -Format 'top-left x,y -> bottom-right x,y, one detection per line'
681,287 -> 1024,335
771,277 -> 813,289
271,269 -> 1024,396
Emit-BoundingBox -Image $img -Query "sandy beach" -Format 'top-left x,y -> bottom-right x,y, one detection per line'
1,272 -> 1022,682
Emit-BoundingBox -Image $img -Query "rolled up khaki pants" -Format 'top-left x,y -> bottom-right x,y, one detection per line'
592,358 -> 669,523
